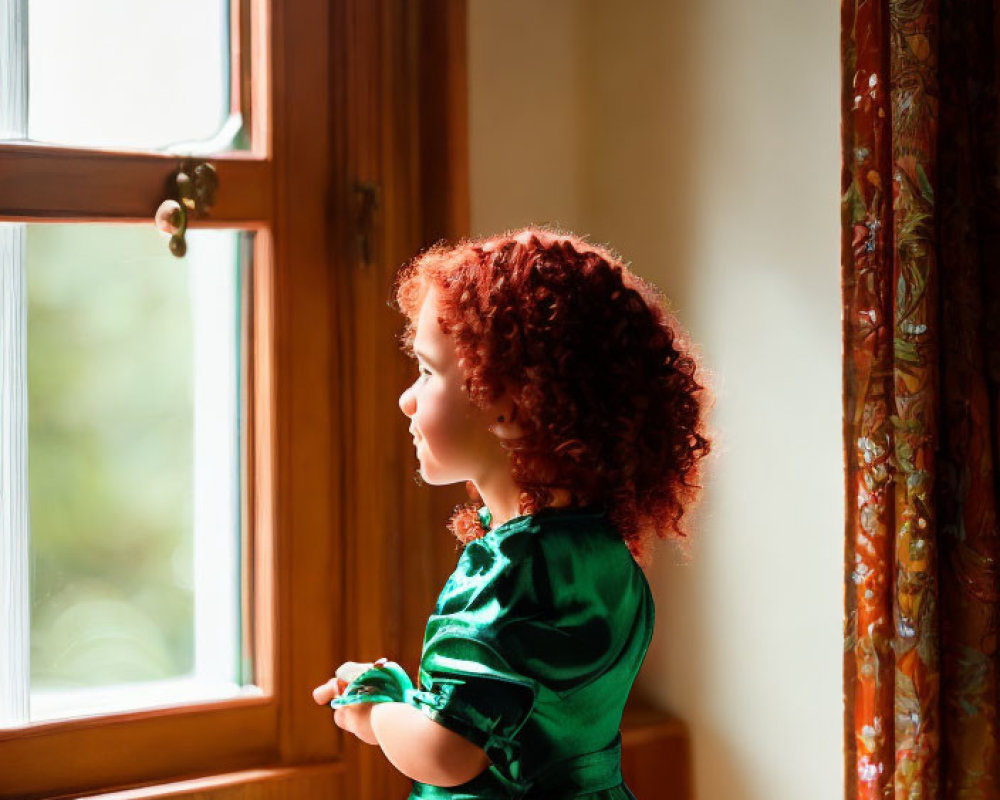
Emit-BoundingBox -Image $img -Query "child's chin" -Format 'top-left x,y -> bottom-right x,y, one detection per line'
418,466 -> 462,487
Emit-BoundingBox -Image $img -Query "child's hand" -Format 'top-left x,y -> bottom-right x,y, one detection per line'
312,660 -> 373,703
331,700 -> 378,745
313,661 -> 379,746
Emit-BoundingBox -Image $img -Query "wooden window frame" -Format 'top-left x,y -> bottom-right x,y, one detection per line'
0,0 -> 470,797
0,0 -> 339,796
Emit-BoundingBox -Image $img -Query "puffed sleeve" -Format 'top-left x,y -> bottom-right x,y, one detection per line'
331,536 -> 541,775
404,536 -> 542,773
405,630 -> 538,770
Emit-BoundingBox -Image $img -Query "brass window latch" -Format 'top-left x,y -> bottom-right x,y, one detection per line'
154,159 -> 219,257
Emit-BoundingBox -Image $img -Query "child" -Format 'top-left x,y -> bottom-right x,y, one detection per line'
312,226 -> 713,798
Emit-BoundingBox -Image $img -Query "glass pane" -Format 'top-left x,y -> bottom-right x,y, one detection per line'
10,0 -> 246,153
13,223 -> 254,723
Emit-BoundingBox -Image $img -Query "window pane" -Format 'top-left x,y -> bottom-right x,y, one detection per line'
11,0 -> 244,153
6,224 -> 254,724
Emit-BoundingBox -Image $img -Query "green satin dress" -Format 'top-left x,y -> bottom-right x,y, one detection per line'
332,505 -> 655,799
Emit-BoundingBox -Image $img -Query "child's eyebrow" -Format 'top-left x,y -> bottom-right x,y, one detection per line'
413,347 -> 438,365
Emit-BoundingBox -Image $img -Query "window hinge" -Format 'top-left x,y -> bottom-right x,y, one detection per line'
353,181 -> 381,268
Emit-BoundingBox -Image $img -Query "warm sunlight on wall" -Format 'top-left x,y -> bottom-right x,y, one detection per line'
467,1 -> 842,799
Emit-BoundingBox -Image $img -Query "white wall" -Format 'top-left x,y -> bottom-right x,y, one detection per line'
468,2 -> 843,799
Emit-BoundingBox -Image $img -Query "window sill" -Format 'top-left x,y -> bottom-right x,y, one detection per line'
24,679 -> 264,726
59,761 -> 345,800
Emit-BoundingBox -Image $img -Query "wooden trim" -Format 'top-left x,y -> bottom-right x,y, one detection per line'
620,699 -> 689,748
0,145 -> 272,224
619,700 -> 692,800
67,763 -> 346,800
248,230 -> 273,696
248,0 -> 270,160
265,0 -> 341,769
327,3 -> 392,796
326,1 -> 471,797
418,0 -> 470,243
230,0 -> 250,122
0,700 -> 279,799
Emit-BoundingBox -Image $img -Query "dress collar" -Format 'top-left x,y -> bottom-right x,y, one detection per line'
482,504 -> 608,538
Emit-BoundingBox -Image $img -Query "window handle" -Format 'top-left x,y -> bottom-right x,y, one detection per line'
154,159 -> 219,257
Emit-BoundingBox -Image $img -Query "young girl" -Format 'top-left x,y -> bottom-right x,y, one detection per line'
312,227 -> 713,798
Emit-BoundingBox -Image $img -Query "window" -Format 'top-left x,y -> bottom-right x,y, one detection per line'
5,225 -> 253,726
2,4 -> 256,731
0,1 -> 341,796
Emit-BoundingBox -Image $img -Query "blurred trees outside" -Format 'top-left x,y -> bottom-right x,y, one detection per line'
26,224 -> 195,689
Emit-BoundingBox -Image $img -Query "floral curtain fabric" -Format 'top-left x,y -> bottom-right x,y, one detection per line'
842,0 -> 1000,798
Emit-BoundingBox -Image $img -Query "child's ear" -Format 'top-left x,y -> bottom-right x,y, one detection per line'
487,401 -> 525,440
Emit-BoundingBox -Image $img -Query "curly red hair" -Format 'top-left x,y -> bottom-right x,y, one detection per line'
392,225 -> 714,567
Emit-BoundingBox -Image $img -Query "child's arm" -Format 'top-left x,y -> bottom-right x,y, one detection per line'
371,702 -> 492,786
313,676 -> 491,787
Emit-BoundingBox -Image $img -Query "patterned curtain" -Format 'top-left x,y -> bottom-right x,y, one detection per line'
842,0 -> 1000,798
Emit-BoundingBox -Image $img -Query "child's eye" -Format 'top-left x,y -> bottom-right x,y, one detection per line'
418,367 -> 431,380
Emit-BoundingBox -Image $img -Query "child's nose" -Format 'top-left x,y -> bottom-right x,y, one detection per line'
398,387 -> 415,416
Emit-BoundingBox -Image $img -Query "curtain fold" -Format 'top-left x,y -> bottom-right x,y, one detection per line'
843,1 -> 1000,798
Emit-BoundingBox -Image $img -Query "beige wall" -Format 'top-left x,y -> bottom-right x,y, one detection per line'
468,2 -> 842,798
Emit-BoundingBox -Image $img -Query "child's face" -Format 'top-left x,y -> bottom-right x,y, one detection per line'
398,286 -> 508,485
